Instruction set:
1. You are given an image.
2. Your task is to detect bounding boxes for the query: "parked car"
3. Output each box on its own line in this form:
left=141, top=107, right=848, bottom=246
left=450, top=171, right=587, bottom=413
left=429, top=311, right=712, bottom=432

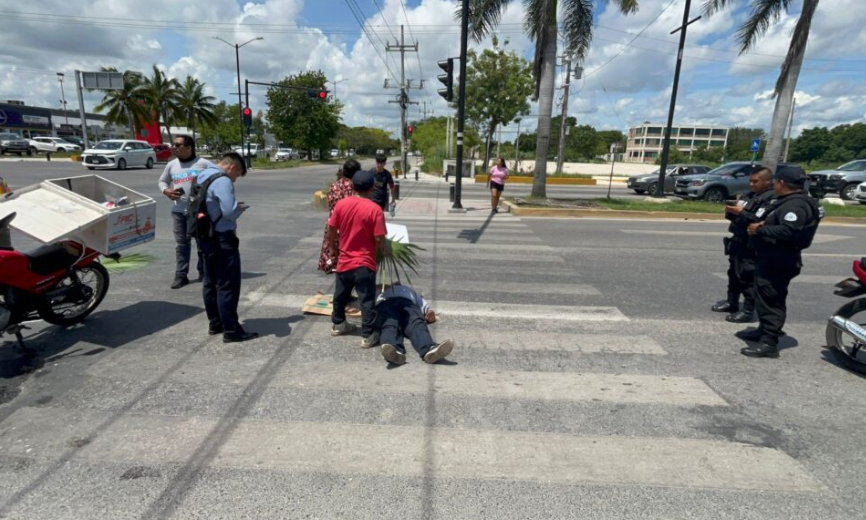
left=0, top=133, right=31, bottom=156
left=627, top=164, right=711, bottom=196
left=275, top=148, right=298, bottom=161
left=81, top=139, right=156, bottom=170
left=674, top=162, right=800, bottom=203
left=29, top=137, right=81, bottom=154
left=330, top=149, right=340, bottom=158
left=62, top=136, right=86, bottom=149
left=232, top=143, right=262, bottom=158
left=152, top=143, right=172, bottom=162
left=807, top=159, right=866, bottom=201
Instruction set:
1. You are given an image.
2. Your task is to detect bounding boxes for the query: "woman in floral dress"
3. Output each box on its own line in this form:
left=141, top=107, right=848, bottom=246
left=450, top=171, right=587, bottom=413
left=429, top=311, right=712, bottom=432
left=318, top=160, right=361, bottom=273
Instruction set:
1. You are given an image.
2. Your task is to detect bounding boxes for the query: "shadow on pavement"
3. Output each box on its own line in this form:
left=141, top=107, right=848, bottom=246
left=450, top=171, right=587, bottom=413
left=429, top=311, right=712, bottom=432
left=241, top=315, right=304, bottom=338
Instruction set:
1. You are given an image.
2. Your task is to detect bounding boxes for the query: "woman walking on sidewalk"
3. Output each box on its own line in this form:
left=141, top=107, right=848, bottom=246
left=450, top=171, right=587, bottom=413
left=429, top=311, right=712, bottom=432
left=318, top=159, right=360, bottom=273
left=489, top=158, right=509, bottom=213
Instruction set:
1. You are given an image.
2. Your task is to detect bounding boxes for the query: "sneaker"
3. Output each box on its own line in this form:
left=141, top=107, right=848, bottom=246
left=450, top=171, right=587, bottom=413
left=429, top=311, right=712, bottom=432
left=360, top=331, right=380, bottom=349
left=171, top=275, right=189, bottom=289
left=380, top=343, right=406, bottom=365
left=331, top=321, right=357, bottom=336
left=423, top=339, right=454, bottom=364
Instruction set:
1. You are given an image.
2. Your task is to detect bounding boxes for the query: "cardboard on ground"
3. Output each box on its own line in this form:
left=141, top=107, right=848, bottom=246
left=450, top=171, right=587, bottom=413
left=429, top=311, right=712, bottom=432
left=0, top=175, right=156, bottom=254
left=302, top=292, right=362, bottom=318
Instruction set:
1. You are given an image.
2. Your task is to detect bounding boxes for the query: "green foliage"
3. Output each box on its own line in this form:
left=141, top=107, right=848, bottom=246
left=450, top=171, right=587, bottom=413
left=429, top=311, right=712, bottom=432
left=533, top=118, right=625, bottom=162
left=176, top=76, right=217, bottom=136
left=724, top=127, right=765, bottom=160
left=142, top=65, right=183, bottom=142
left=266, top=70, right=342, bottom=159
left=791, top=123, right=866, bottom=166
left=377, top=239, right=426, bottom=287
left=198, top=101, right=245, bottom=152
left=93, top=68, right=149, bottom=136
left=336, top=125, right=398, bottom=155
left=102, top=253, right=155, bottom=273
left=410, top=117, right=480, bottom=159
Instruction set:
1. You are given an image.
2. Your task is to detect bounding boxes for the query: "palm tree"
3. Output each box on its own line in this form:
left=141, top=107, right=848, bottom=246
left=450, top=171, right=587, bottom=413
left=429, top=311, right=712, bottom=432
left=142, top=65, right=182, bottom=143
left=177, top=76, right=218, bottom=146
left=465, top=0, right=639, bottom=197
left=703, top=0, right=819, bottom=169
left=93, top=67, right=149, bottom=138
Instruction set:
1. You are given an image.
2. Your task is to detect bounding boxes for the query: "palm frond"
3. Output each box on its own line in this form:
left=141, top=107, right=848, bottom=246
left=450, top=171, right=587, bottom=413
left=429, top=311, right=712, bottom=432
left=701, top=0, right=738, bottom=16
left=774, top=0, right=816, bottom=96
left=461, top=0, right=514, bottom=42
left=611, top=0, right=640, bottom=14
left=560, top=0, right=594, bottom=61
left=737, top=0, right=792, bottom=53
left=102, top=253, right=155, bottom=273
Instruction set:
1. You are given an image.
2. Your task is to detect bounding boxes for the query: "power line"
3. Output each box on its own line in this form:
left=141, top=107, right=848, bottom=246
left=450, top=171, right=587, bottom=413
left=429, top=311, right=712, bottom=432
left=370, top=0, right=399, bottom=41
left=347, top=0, right=403, bottom=74
left=341, top=0, right=400, bottom=85
left=398, top=0, right=425, bottom=84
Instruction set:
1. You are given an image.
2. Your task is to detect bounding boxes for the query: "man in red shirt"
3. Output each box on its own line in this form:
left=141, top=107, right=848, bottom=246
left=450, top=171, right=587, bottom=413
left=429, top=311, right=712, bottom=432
left=327, top=170, right=387, bottom=347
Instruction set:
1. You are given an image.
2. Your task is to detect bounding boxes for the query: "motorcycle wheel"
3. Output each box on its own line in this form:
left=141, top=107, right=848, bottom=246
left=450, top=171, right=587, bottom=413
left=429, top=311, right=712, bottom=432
left=825, top=298, right=866, bottom=374
left=37, top=263, right=110, bottom=327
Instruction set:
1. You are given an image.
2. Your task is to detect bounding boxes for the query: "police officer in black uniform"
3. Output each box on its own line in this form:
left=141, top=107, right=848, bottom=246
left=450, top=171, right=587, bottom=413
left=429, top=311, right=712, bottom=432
left=739, top=166, right=821, bottom=358
left=722, top=166, right=775, bottom=323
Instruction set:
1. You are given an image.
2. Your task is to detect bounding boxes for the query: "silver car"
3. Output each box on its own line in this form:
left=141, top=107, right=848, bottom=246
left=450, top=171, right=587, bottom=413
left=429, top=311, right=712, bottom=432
left=627, top=164, right=711, bottom=196
left=0, top=133, right=31, bottom=156
left=82, top=139, right=156, bottom=170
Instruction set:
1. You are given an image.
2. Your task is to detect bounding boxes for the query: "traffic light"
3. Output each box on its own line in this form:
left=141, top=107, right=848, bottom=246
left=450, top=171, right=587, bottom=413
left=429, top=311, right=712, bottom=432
left=242, top=107, right=252, bottom=128
left=307, top=89, right=328, bottom=100
left=407, top=125, right=414, bottom=138
left=437, top=58, right=453, bottom=102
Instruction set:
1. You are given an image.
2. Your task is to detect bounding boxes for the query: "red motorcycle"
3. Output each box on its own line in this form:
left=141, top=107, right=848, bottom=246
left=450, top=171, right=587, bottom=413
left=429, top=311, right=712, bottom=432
left=0, top=212, right=111, bottom=350
left=826, top=258, right=866, bottom=374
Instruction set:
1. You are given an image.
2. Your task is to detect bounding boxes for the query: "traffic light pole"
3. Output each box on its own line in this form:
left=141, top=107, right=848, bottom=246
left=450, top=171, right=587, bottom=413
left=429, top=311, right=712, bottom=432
left=235, top=44, right=246, bottom=162
left=453, top=0, right=469, bottom=210
left=245, top=79, right=252, bottom=168
left=386, top=26, right=419, bottom=181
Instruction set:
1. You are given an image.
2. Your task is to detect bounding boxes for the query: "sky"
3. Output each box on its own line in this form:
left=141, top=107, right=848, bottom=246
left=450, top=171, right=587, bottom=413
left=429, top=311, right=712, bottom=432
left=0, top=0, right=864, bottom=141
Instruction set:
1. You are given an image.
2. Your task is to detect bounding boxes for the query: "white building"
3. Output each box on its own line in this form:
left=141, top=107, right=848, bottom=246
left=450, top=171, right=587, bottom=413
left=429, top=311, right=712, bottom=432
left=626, top=123, right=729, bottom=163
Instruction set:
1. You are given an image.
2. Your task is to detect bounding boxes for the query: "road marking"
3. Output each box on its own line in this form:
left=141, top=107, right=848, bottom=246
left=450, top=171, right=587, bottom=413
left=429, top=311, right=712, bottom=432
left=247, top=294, right=628, bottom=322
left=623, top=229, right=851, bottom=244
left=712, top=273, right=845, bottom=284
left=438, top=331, right=665, bottom=354
left=0, top=407, right=821, bottom=492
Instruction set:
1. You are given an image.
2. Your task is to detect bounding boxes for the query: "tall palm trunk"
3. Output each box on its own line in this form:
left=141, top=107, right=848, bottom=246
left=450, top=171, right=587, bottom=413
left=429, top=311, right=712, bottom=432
left=532, top=17, right=557, bottom=198
left=162, top=108, right=173, bottom=143
left=762, top=0, right=818, bottom=170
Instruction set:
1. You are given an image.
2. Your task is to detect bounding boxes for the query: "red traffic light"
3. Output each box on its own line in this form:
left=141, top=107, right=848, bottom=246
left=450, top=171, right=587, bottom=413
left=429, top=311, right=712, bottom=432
left=318, top=90, right=327, bottom=99
left=407, top=125, right=414, bottom=134
left=243, top=107, right=252, bottom=116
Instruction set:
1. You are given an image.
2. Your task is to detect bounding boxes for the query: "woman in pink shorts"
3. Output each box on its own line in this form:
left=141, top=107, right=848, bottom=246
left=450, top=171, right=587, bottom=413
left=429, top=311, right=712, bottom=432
left=488, top=158, right=509, bottom=213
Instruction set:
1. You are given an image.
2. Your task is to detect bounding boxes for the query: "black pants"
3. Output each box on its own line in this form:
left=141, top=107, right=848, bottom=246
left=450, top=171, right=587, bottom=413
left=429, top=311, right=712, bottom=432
left=724, top=252, right=742, bottom=310
left=377, top=298, right=435, bottom=358
left=755, top=257, right=801, bottom=346
left=172, top=212, right=202, bottom=278
left=200, top=231, right=242, bottom=334
left=733, top=253, right=756, bottom=310
left=332, top=266, right=376, bottom=336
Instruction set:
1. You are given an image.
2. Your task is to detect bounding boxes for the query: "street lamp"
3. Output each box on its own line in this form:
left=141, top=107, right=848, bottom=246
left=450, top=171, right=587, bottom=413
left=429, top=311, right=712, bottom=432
left=56, top=72, right=69, bottom=126
left=328, top=78, right=347, bottom=103
left=213, top=36, right=264, bottom=158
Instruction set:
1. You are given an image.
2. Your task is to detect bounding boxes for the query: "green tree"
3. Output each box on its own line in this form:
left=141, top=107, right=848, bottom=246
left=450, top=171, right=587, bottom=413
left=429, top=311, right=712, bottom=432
left=725, top=127, right=765, bottom=160
left=790, top=127, right=832, bottom=163
left=464, top=35, right=534, bottom=170
left=266, top=70, right=342, bottom=160
left=93, top=67, right=149, bottom=138
left=336, top=125, right=399, bottom=156
left=198, top=101, right=244, bottom=152
left=142, top=65, right=182, bottom=143
left=704, top=0, right=819, bottom=170
left=176, top=76, right=217, bottom=146
left=467, top=0, right=639, bottom=197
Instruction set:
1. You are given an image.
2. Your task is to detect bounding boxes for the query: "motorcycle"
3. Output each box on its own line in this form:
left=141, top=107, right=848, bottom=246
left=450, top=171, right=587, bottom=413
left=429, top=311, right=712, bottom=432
left=826, top=257, right=866, bottom=374
left=0, top=211, right=111, bottom=350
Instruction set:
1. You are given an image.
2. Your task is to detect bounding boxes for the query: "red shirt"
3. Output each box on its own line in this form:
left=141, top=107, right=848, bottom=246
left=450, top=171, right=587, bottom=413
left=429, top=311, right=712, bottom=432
left=327, top=196, right=387, bottom=273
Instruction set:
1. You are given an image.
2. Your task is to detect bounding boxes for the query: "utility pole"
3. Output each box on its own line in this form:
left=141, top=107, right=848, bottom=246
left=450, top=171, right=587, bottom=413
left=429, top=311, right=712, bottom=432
left=56, top=72, right=69, bottom=127
left=445, top=115, right=452, bottom=160
left=655, top=0, right=700, bottom=197
left=386, top=25, right=421, bottom=180
left=783, top=97, right=797, bottom=163
left=74, top=71, right=89, bottom=149
left=555, top=55, right=573, bottom=175
left=329, top=78, right=347, bottom=103
left=215, top=36, right=263, bottom=167
left=453, top=0, right=469, bottom=210
left=515, top=118, right=521, bottom=172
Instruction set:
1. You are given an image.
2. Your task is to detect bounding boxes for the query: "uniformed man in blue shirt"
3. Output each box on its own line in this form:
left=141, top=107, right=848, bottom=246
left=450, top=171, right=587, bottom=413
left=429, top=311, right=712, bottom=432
left=196, top=152, right=258, bottom=343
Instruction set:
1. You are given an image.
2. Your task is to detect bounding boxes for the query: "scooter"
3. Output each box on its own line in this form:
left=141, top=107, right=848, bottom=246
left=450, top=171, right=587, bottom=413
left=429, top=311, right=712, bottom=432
left=0, top=212, right=111, bottom=351
left=826, top=257, right=866, bottom=374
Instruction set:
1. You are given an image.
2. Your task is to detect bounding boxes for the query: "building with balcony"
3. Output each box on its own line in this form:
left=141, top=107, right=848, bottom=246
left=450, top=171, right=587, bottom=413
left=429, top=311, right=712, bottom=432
left=625, top=123, right=729, bottom=163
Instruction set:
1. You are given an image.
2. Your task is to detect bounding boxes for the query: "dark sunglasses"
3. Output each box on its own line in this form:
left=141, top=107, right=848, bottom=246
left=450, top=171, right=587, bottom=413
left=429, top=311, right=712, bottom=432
left=172, top=142, right=188, bottom=148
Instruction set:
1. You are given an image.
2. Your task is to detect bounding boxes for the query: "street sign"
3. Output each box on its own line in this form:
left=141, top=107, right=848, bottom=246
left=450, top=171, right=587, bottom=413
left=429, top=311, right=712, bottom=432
left=750, top=138, right=761, bottom=153
left=81, top=71, right=124, bottom=91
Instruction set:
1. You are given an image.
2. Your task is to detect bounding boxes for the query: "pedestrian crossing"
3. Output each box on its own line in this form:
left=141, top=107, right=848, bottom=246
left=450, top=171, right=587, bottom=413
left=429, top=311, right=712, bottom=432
left=0, top=195, right=829, bottom=518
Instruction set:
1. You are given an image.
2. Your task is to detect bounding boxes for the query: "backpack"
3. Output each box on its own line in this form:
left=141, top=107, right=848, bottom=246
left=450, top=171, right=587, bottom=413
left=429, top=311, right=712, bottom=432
left=186, top=173, right=227, bottom=239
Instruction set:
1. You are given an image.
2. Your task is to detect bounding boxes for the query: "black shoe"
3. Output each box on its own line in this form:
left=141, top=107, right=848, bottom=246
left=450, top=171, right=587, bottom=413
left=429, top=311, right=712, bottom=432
left=726, top=311, right=757, bottom=324
left=223, top=331, right=259, bottom=343
left=712, top=300, right=738, bottom=313
left=192, top=275, right=203, bottom=283
left=171, top=275, right=189, bottom=289
left=741, top=342, right=779, bottom=358
left=735, top=328, right=763, bottom=341
left=208, top=326, right=224, bottom=336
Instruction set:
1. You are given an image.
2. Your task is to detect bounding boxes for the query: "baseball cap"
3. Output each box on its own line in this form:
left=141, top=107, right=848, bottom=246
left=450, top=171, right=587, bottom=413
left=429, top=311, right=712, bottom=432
left=774, top=165, right=807, bottom=187
left=352, top=170, right=375, bottom=191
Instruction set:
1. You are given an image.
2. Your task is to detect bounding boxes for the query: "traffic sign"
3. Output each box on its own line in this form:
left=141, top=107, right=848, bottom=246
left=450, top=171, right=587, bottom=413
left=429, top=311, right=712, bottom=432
left=750, top=138, right=761, bottom=153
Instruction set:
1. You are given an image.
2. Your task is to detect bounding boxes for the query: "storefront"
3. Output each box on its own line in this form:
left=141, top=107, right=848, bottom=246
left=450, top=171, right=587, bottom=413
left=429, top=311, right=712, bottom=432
left=0, top=103, right=53, bottom=138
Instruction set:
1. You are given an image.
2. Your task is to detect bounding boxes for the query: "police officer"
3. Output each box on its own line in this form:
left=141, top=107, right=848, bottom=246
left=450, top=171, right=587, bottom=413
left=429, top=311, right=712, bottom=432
left=722, top=166, right=775, bottom=323
left=739, top=166, right=821, bottom=358
left=197, top=152, right=258, bottom=343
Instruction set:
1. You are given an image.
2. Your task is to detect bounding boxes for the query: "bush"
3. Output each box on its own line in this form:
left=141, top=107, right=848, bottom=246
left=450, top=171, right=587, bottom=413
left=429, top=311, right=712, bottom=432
left=421, top=153, right=444, bottom=175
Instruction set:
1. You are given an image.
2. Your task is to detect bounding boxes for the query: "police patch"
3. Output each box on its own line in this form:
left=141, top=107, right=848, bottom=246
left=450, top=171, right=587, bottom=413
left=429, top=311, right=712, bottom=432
left=756, top=208, right=766, bottom=217
left=784, top=212, right=798, bottom=222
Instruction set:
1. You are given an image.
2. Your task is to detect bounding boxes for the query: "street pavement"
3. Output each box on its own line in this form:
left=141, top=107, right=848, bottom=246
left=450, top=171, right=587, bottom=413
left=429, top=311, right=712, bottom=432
left=0, top=161, right=865, bottom=519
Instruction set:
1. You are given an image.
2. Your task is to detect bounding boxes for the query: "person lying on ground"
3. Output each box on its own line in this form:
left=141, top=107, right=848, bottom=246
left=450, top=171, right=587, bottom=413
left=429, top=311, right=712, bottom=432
left=375, top=283, right=454, bottom=365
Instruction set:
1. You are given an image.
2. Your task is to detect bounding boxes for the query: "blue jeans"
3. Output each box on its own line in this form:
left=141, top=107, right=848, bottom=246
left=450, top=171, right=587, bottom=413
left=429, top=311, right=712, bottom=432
left=376, top=298, right=435, bottom=358
left=172, top=212, right=202, bottom=278
left=200, top=231, right=242, bottom=334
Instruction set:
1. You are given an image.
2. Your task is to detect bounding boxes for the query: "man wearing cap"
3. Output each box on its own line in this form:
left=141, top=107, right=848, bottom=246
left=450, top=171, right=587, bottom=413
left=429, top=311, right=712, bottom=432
left=370, top=153, right=395, bottom=212
left=740, top=166, right=822, bottom=358
left=328, top=170, right=388, bottom=348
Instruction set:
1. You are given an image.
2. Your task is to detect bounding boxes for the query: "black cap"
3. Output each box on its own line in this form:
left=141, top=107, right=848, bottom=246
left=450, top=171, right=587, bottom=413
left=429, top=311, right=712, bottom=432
left=774, top=165, right=807, bottom=187
left=353, top=170, right=375, bottom=192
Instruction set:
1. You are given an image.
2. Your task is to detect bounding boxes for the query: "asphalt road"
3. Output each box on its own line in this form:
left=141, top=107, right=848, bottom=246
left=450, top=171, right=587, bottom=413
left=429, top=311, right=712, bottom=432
left=0, top=160, right=865, bottom=519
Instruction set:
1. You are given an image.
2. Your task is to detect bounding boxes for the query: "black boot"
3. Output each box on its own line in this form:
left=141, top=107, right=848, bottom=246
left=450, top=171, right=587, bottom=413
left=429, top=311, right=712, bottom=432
left=712, top=299, right=738, bottom=313
left=735, top=328, right=762, bottom=341
left=726, top=302, right=756, bottom=323
left=741, top=342, right=779, bottom=358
